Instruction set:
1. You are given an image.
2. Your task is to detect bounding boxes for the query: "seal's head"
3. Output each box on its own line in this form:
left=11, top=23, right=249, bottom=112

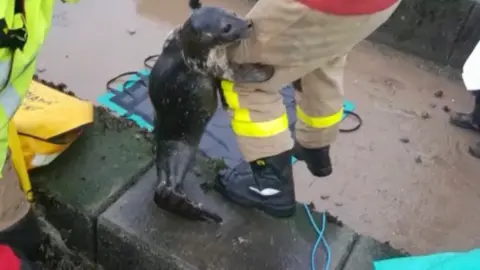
left=174, top=6, right=254, bottom=79
left=181, top=6, right=252, bottom=52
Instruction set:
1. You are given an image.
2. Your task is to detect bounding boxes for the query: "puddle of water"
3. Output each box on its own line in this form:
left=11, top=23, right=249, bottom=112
left=134, top=0, right=253, bottom=25
left=37, top=0, right=253, bottom=102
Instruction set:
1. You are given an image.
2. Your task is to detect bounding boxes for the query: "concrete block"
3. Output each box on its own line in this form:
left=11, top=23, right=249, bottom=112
left=97, top=157, right=358, bottom=270
left=31, top=107, right=154, bottom=260
left=342, top=236, right=409, bottom=270
left=369, top=0, right=475, bottom=67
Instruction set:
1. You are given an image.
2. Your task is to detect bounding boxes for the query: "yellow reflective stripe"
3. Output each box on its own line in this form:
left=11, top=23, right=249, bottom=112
left=296, top=106, right=343, bottom=128
left=0, top=60, right=10, bottom=87
left=233, top=108, right=252, bottom=122
left=232, top=113, right=289, bottom=138
left=0, top=56, right=36, bottom=121
left=221, top=80, right=250, bottom=121
left=221, top=80, right=289, bottom=138
left=220, top=80, right=239, bottom=109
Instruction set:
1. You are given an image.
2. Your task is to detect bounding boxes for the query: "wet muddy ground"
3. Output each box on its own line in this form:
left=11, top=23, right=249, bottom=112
left=37, top=0, right=480, bottom=255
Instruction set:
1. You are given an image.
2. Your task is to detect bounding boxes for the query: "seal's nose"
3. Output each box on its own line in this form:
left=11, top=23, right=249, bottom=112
left=247, top=20, right=253, bottom=28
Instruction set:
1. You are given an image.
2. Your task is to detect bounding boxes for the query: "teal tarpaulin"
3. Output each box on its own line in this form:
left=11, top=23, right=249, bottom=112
left=374, top=249, right=480, bottom=270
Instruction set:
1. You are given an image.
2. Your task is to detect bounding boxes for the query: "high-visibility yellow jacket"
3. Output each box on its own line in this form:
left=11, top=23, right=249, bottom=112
left=0, top=0, right=78, bottom=174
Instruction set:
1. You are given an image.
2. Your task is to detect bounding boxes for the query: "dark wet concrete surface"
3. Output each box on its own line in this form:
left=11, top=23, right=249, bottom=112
left=341, top=235, right=408, bottom=270
left=97, top=164, right=401, bottom=270
left=38, top=0, right=480, bottom=256
left=31, top=108, right=153, bottom=259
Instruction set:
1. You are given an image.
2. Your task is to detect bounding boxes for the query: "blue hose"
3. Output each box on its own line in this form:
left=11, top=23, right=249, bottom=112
left=303, top=203, right=331, bottom=270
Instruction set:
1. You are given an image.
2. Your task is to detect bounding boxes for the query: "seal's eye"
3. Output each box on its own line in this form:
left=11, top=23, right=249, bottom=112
left=222, top=24, right=232, bottom=33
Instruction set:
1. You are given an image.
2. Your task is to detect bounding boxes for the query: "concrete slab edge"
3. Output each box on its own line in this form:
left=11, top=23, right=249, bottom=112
left=97, top=217, right=197, bottom=270
left=34, top=154, right=155, bottom=262
left=91, top=158, right=155, bottom=217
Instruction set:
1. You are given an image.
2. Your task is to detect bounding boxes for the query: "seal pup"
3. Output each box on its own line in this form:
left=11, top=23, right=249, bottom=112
left=149, top=4, right=275, bottom=222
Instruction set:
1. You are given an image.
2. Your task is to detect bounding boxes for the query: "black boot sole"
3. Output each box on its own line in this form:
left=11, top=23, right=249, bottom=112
left=215, top=181, right=296, bottom=218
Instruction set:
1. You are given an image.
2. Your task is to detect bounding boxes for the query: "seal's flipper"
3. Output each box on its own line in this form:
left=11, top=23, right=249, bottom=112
left=232, top=63, right=275, bottom=83
left=154, top=181, right=223, bottom=223
left=154, top=141, right=222, bottom=223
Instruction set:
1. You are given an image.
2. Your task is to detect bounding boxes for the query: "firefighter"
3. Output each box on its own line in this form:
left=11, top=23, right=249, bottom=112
left=450, top=91, right=480, bottom=158
left=0, top=0, right=78, bottom=266
left=216, top=0, right=401, bottom=218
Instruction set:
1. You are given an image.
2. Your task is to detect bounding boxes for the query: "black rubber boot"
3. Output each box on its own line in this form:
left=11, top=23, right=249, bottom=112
left=450, top=92, right=480, bottom=132
left=469, top=141, right=480, bottom=159
left=215, top=150, right=296, bottom=218
left=0, top=209, right=43, bottom=261
left=293, top=142, right=332, bottom=177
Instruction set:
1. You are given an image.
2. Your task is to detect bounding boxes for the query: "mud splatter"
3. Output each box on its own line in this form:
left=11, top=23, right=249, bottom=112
left=420, top=111, right=431, bottom=119
left=434, top=90, right=444, bottom=98
left=198, top=157, right=227, bottom=192
left=33, top=75, right=75, bottom=97
left=325, top=212, right=344, bottom=227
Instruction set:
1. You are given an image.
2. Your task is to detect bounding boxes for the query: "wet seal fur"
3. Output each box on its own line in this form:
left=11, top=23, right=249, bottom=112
left=148, top=4, right=274, bottom=223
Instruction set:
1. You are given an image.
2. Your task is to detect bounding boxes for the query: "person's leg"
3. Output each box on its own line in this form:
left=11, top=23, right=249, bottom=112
left=217, top=0, right=400, bottom=217
left=217, top=66, right=314, bottom=218
left=217, top=0, right=318, bottom=218
left=449, top=90, right=480, bottom=131
left=293, top=55, right=346, bottom=177
left=467, top=92, right=480, bottom=158
left=450, top=90, right=480, bottom=158
left=0, top=152, right=42, bottom=259
left=291, top=2, right=400, bottom=178
left=474, top=90, right=480, bottom=122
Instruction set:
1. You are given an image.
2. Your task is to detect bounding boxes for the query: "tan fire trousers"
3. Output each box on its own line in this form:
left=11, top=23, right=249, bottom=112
left=0, top=151, right=30, bottom=231
left=224, top=0, right=400, bottom=161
